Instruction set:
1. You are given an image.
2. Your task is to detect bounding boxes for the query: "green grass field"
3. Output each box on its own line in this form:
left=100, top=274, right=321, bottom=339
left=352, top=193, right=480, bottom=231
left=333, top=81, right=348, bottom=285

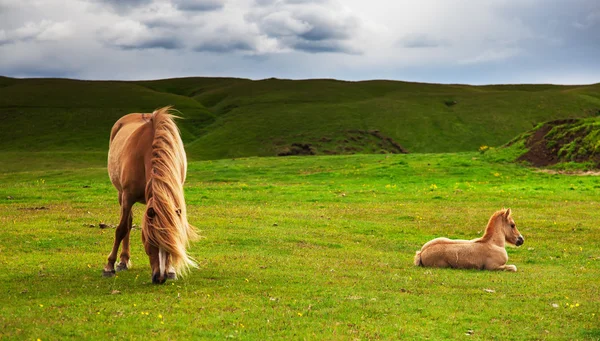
left=1, top=76, right=599, bottom=339
left=1, top=152, right=598, bottom=340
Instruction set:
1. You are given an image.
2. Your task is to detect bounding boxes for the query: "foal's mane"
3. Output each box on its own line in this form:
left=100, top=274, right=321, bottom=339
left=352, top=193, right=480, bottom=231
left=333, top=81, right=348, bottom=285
left=480, top=208, right=510, bottom=242
left=142, top=106, right=197, bottom=275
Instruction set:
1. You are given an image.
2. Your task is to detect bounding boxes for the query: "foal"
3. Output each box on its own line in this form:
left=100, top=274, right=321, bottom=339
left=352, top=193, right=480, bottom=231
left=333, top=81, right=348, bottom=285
left=414, top=208, right=524, bottom=271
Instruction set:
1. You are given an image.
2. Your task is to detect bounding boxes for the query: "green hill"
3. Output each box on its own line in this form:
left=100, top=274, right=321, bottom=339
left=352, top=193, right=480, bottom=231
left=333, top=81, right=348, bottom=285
left=0, top=78, right=216, bottom=151
left=1, top=76, right=599, bottom=161
left=490, top=117, right=600, bottom=169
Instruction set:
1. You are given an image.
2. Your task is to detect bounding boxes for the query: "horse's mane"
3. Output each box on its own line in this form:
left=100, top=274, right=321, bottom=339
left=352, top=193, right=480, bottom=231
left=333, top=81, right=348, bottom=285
left=142, top=106, right=198, bottom=275
left=480, top=208, right=510, bottom=242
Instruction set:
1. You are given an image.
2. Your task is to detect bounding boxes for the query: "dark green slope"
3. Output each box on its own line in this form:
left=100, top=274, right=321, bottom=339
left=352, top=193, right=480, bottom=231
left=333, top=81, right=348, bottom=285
left=0, top=78, right=214, bottom=151
left=180, top=79, right=600, bottom=159
left=0, top=76, right=599, bottom=161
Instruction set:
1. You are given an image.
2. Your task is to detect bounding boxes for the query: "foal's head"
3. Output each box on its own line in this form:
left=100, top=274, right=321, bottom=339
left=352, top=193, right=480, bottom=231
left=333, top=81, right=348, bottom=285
left=498, top=208, right=524, bottom=246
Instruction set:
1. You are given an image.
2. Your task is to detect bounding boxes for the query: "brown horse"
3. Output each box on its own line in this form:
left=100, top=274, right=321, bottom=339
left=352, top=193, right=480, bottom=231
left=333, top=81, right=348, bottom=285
left=414, top=208, right=524, bottom=271
left=104, top=106, right=197, bottom=284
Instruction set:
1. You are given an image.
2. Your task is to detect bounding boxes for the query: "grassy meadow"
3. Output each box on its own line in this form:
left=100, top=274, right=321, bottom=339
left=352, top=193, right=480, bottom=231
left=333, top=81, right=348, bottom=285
left=1, top=152, right=599, bottom=340
left=1, top=76, right=599, bottom=340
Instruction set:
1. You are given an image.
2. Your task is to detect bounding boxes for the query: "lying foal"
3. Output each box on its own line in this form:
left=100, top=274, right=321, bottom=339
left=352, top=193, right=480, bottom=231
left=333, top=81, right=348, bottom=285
left=414, top=208, right=524, bottom=271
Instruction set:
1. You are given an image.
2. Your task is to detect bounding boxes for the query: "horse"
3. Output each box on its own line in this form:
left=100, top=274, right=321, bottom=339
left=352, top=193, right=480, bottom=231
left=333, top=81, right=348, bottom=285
left=104, top=106, right=197, bottom=284
left=414, top=208, right=524, bottom=272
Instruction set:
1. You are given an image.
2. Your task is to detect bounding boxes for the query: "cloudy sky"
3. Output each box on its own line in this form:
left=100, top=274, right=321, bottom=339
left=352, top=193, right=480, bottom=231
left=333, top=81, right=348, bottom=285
left=0, top=0, right=599, bottom=84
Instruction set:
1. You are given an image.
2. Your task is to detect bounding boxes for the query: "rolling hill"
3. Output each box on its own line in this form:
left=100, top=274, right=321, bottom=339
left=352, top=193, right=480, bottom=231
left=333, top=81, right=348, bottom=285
left=1, top=76, right=599, bottom=161
left=490, top=116, right=600, bottom=169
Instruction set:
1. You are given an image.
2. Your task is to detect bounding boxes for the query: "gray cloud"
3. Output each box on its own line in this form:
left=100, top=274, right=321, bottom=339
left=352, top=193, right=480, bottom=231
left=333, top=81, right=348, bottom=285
left=398, top=34, right=449, bottom=49
left=247, top=1, right=363, bottom=54
left=494, top=0, right=600, bottom=48
left=0, top=31, right=10, bottom=45
left=194, top=39, right=254, bottom=53
left=116, top=36, right=184, bottom=50
left=1, top=0, right=599, bottom=85
left=143, top=17, right=185, bottom=29
left=254, top=0, right=276, bottom=6
left=254, top=0, right=330, bottom=6
left=173, top=0, right=224, bottom=12
left=91, top=0, right=154, bottom=14
left=0, top=60, right=77, bottom=78
left=192, top=23, right=260, bottom=53
left=292, top=40, right=354, bottom=53
left=284, top=0, right=330, bottom=4
left=0, top=20, right=73, bottom=46
left=99, top=19, right=186, bottom=50
left=297, top=13, right=354, bottom=41
left=93, top=0, right=225, bottom=15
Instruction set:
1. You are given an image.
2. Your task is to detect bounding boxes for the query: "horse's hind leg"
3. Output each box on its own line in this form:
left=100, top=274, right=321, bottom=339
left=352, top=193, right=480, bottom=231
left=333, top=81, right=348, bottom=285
left=103, top=193, right=134, bottom=277
left=116, top=210, right=133, bottom=271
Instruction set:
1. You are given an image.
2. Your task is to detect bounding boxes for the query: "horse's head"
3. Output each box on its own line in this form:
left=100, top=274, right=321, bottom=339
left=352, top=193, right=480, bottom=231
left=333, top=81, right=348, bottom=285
left=500, top=208, right=524, bottom=246
left=141, top=197, right=181, bottom=284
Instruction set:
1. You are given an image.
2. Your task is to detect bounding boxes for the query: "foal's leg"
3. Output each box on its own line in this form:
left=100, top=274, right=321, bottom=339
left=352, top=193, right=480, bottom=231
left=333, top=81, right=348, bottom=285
left=103, top=192, right=134, bottom=277
left=496, top=264, right=517, bottom=272
left=116, top=210, right=133, bottom=271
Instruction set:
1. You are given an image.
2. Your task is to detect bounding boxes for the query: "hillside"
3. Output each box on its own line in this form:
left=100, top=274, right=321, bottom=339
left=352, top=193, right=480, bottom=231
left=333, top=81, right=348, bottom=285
left=492, top=117, right=600, bottom=169
left=0, top=77, right=217, bottom=151
left=0, top=76, right=599, bottom=160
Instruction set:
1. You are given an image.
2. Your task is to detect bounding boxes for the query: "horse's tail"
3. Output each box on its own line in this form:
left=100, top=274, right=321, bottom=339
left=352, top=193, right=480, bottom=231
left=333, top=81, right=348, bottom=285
left=143, top=106, right=198, bottom=276
left=414, top=250, right=423, bottom=266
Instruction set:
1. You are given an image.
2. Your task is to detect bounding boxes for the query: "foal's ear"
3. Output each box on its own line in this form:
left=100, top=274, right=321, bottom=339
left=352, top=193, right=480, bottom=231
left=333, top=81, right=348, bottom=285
left=504, top=208, right=511, bottom=219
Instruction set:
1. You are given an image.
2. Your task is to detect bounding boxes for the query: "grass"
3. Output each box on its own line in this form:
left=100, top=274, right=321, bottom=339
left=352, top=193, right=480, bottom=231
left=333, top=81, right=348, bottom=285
left=1, top=152, right=599, bottom=340
left=1, top=77, right=599, bottom=159
left=1, top=75, right=599, bottom=339
left=549, top=119, right=600, bottom=162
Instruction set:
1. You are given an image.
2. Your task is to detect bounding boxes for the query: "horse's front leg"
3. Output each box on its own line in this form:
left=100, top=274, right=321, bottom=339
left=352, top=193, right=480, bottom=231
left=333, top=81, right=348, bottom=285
left=116, top=210, right=133, bottom=271
left=103, top=194, right=133, bottom=277
left=167, top=255, right=177, bottom=280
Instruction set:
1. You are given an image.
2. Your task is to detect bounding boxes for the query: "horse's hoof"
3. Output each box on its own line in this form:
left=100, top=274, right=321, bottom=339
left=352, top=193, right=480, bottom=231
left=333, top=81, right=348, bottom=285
left=152, top=273, right=167, bottom=285
left=102, top=269, right=116, bottom=277
left=167, top=272, right=177, bottom=280
left=116, top=262, right=129, bottom=271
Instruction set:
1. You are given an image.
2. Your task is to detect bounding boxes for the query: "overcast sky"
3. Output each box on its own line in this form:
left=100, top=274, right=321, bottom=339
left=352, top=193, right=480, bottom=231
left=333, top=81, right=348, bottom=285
left=1, top=0, right=599, bottom=84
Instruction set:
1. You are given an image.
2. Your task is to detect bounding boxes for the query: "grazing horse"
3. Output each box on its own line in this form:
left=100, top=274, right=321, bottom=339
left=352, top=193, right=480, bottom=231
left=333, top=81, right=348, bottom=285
left=104, top=106, right=197, bottom=284
left=414, top=208, right=524, bottom=272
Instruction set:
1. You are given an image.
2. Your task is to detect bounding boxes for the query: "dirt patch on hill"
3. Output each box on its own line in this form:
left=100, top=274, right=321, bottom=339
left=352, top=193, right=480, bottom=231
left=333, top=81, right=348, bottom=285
left=276, top=129, right=409, bottom=156
left=517, top=119, right=600, bottom=167
left=277, top=143, right=316, bottom=156
left=517, top=120, right=574, bottom=166
left=349, top=130, right=410, bottom=154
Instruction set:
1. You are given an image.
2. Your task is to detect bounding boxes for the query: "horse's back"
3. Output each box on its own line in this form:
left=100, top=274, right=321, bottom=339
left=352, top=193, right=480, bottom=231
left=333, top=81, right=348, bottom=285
left=418, top=238, right=486, bottom=269
left=108, top=113, right=153, bottom=198
left=109, top=113, right=147, bottom=143
left=421, top=237, right=471, bottom=250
